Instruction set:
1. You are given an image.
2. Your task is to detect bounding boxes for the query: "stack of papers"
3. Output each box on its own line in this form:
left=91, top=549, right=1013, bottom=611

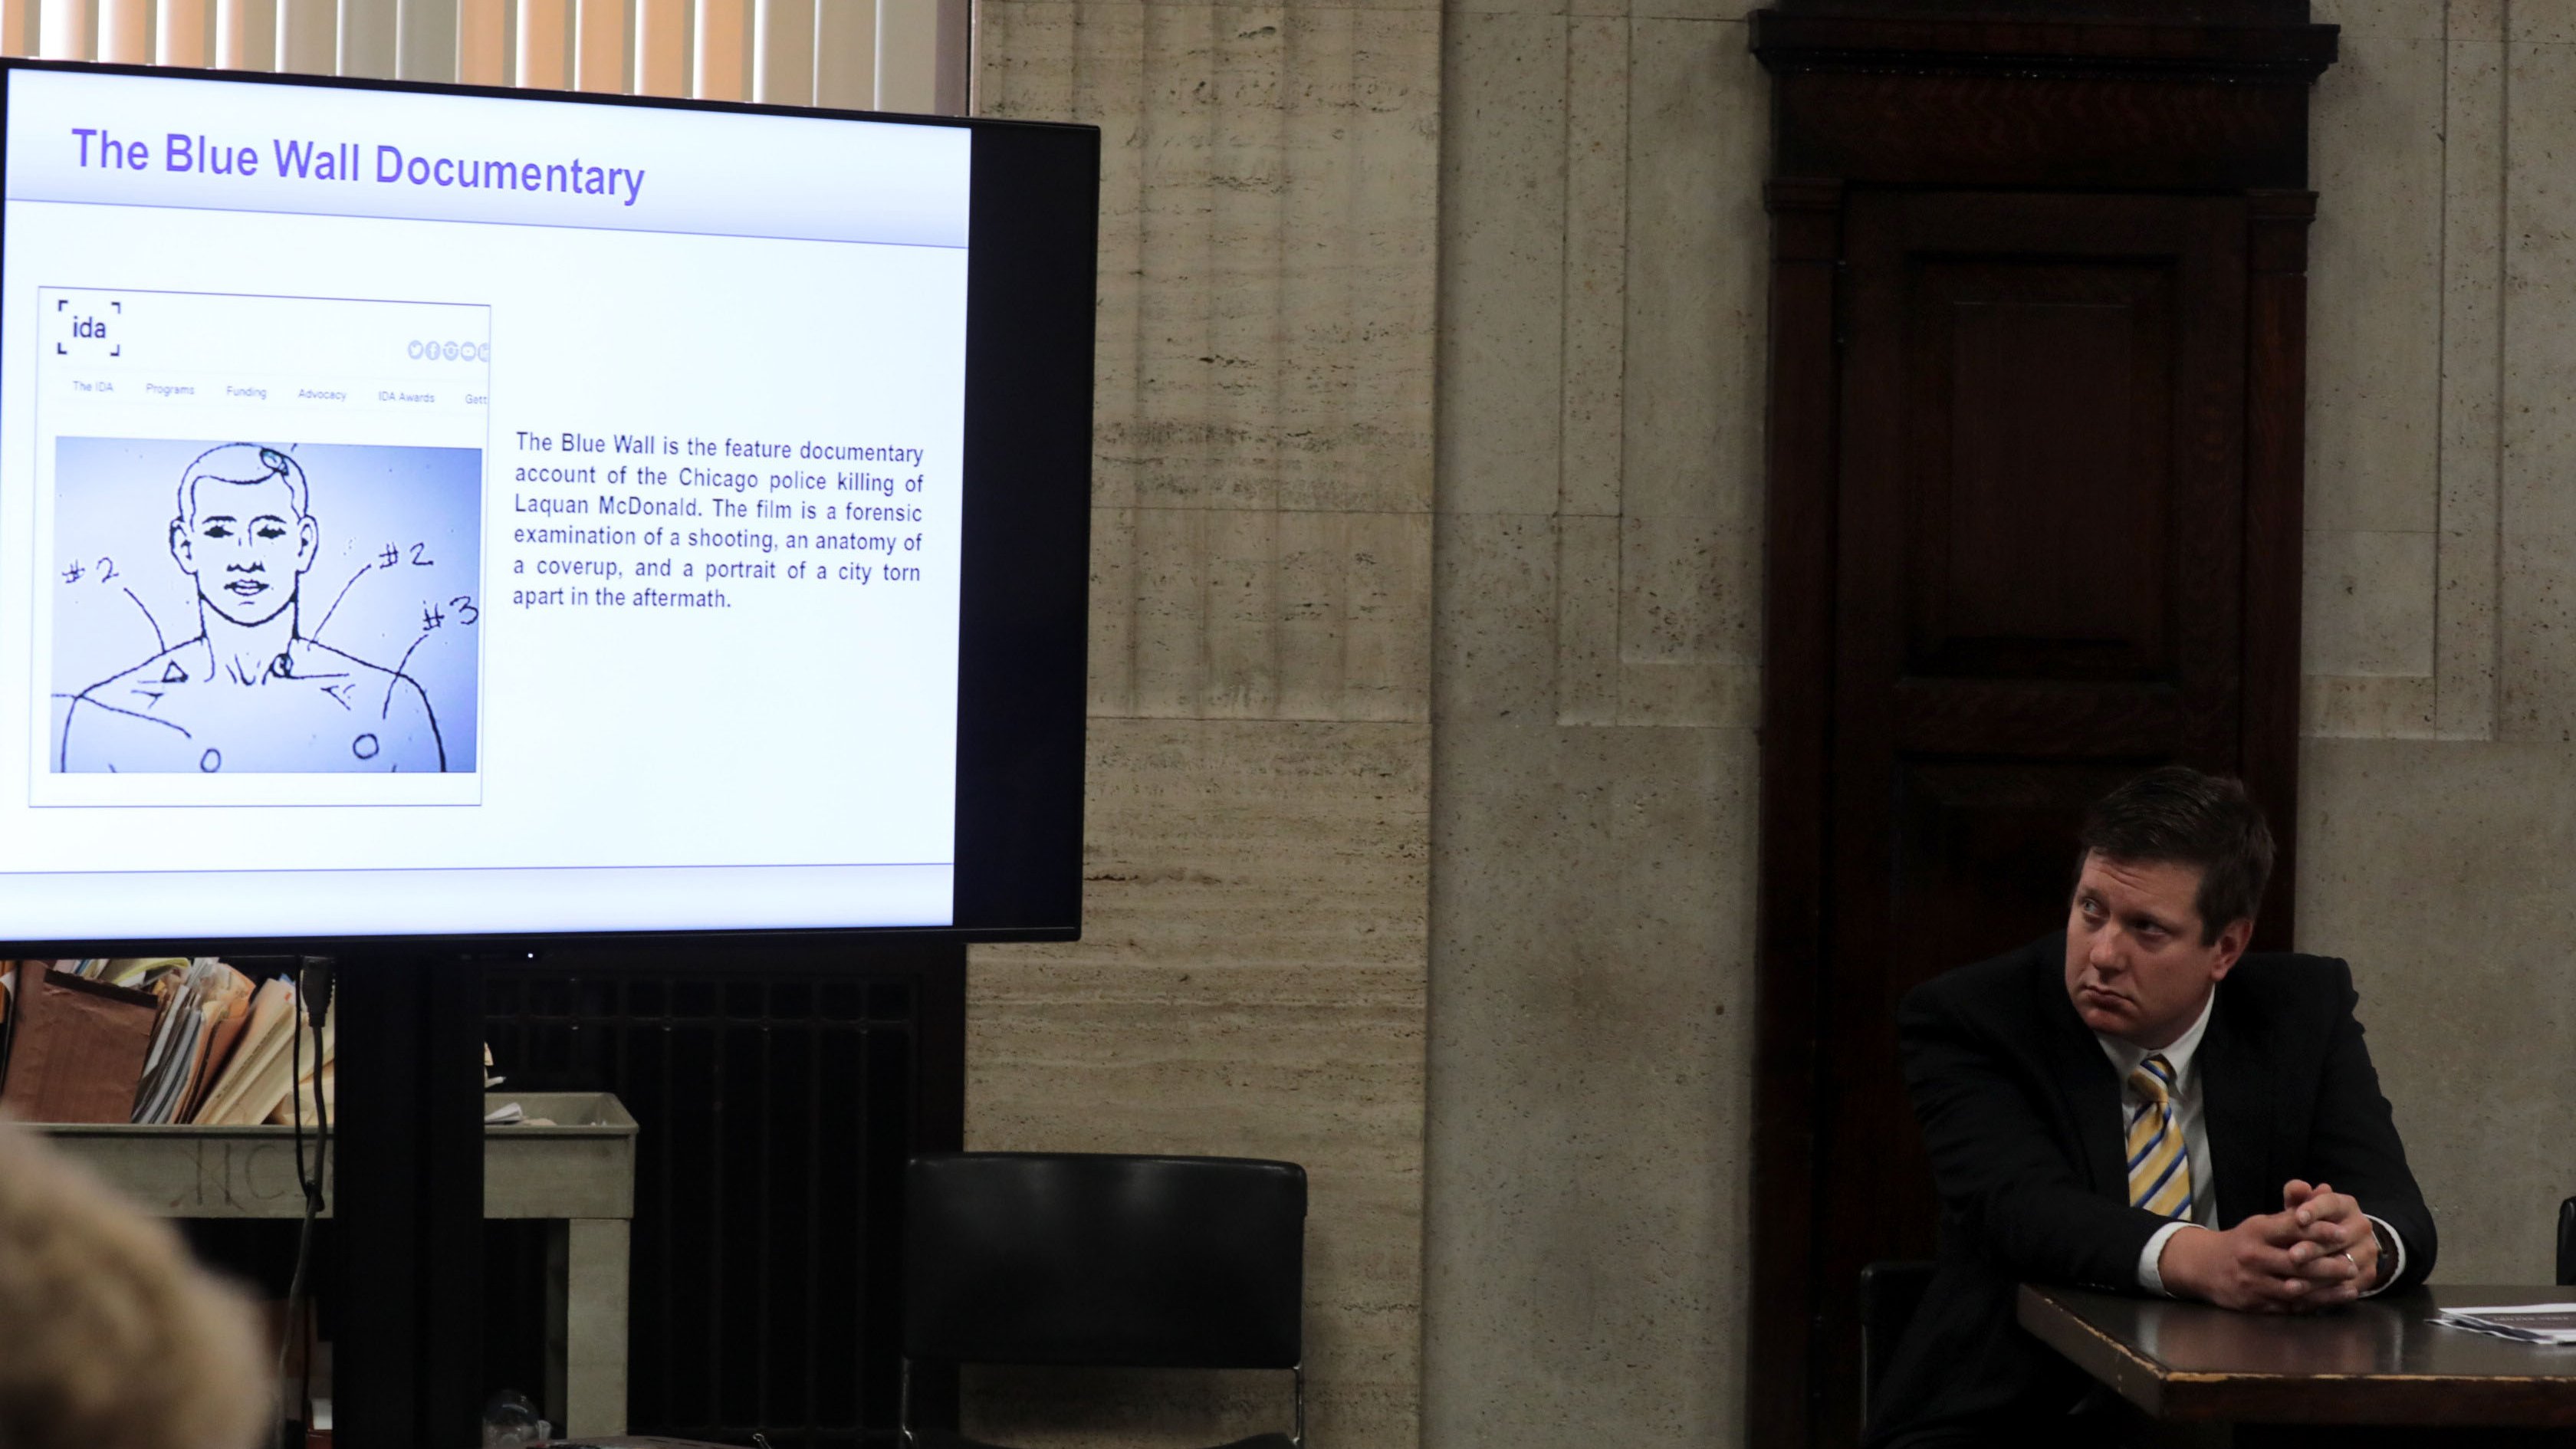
left=2432, top=1304, right=2576, bottom=1345
left=128, top=967, right=334, bottom=1126
left=196, top=977, right=332, bottom=1127
left=130, top=958, right=255, bottom=1124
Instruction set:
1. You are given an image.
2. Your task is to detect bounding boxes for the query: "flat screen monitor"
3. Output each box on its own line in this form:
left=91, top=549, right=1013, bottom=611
left=0, top=60, right=1096, bottom=950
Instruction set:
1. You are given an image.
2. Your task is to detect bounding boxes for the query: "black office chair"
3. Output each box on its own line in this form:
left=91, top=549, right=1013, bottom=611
left=902, top=1152, right=1308, bottom=1449
left=1859, top=1260, right=1937, bottom=1426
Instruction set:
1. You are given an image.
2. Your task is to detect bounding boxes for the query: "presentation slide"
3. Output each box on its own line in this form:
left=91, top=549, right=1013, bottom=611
left=0, top=67, right=971, bottom=938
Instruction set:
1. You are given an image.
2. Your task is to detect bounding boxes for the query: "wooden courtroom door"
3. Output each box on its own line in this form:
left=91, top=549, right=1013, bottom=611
left=1751, top=186, right=2311, bottom=1446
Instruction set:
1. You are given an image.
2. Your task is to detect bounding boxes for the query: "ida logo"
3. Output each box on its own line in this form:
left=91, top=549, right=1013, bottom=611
left=53, top=294, right=123, bottom=358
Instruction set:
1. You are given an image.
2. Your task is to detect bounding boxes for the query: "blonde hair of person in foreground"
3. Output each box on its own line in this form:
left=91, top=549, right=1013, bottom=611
left=0, top=1116, right=268, bottom=1449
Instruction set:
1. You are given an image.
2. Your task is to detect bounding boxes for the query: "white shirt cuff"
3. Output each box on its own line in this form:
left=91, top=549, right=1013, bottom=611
left=2138, top=1220, right=2196, bottom=1296
left=2362, top=1214, right=2405, bottom=1296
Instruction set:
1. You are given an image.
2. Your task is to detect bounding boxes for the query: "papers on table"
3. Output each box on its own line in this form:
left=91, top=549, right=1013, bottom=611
left=2433, top=1304, right=2576, bottom=1345
left=482, top=1101, right=557, bottom=1127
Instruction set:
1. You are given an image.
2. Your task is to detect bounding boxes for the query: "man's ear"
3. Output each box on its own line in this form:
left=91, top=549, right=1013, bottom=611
left=294, top=514, right=317, bottom=575
left=168, top=517, right=195, bottom=576
left=2206, top=917, right=2255, bottom=981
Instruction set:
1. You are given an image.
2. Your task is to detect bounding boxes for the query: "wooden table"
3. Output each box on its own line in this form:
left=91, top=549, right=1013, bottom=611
left=2022, top=1283, right=2576, bottom=1444
left=39, top=1091, right=635, bottom=1439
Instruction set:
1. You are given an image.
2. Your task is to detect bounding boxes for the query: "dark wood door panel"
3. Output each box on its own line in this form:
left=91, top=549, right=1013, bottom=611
left=1889, top=680, right=2180, bottom=756
left=1854, top=191, right=2248, bottom=715
left=1912, top=261, right=2175, bottom=679
left=1825, top=188, right=2251, bottom=1056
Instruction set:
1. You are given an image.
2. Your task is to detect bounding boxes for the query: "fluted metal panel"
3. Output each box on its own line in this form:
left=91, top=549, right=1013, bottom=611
left=692, top=0, right=741, bottom=100
left=155, top=0, right=205, bottom=62
left=869, top=0, right=927, bottom=113
left=480, top=950, right=962, bottom=1447
left=212, top=0, right=249, bottom=65
left=750, top=0, right=809, bottom=105
left=633, top=0, right=681, bottom=94
left=337, top=0, right=396, bottom=77
left=39, top=0, right=87, bottom=59
left=514, top=0, right=564, bottom=87
left=394, top=0, right=453, bottom=79
left=275, top=0, right=333, bottom=72
left=453, top=0, right=499, bottom=82
left=811, top=0, right=868, bottom=109
left=571, top=0, right=618, bottom=91
left=97, top=0, right=144, bottom=60
left=28, top=0, right=939, bottom=116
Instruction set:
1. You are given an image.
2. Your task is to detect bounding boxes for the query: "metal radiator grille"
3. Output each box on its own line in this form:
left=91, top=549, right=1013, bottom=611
left=482, top=947, right=961, bottom=1448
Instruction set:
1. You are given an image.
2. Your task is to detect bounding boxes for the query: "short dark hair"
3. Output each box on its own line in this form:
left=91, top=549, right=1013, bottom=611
left=179, top=442, right=307, bottom=521
left=2076, top=766, right=2275, bottom=943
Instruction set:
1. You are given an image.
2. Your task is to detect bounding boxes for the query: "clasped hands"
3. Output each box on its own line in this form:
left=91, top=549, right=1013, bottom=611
left=2155, top=1179, right=2380, bottom=1313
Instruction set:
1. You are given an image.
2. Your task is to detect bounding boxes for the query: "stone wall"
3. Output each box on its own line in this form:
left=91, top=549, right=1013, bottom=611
left=967, top=0, right=2571, bottom=1442
left=1425, top=3, right=1763, bottom=1447
left=1424, top=0, right=2576, bottom=1438
left=966, top=2, right=1441, bottom=1444
left=2297, top=0, right=2576, bottom=1286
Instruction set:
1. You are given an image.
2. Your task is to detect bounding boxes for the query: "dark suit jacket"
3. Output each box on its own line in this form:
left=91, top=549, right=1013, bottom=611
left=1861, top=934, right=2437, bottom=1445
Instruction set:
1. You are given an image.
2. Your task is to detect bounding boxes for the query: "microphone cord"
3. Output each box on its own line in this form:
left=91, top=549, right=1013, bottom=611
left=277, top=958, right=335, bottom=1449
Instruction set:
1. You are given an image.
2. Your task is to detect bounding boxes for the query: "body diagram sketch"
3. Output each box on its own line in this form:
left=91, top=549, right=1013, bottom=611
left=51, top=440, right=484, bottom=777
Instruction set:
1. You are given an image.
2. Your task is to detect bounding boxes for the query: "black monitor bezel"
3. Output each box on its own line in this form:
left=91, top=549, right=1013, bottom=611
left=0, top=58, right=1094, bottom=954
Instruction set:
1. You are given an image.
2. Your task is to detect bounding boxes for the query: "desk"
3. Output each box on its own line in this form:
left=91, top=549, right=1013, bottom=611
left=38, top=1091, right=634, bottom=1438
left=2022, top=1283, right=2576, bottom=1444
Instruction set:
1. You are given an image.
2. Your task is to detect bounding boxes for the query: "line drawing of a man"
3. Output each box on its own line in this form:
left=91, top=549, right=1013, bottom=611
left=58, top=442, right=445, bottom=774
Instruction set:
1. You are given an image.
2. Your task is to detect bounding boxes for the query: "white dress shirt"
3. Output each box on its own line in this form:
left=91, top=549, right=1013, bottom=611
left=2093, top=992, right=2404, bottom=1296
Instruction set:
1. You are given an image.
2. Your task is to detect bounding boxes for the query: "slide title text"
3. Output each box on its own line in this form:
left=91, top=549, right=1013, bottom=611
left=68, top=125, right=647, bottom=206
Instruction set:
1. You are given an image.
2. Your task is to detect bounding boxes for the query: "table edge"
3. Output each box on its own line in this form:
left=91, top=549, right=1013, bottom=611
left=2018, top=1283, right=2576, bottom=1425
left=2017, top=1283, right=2170, bottom=1417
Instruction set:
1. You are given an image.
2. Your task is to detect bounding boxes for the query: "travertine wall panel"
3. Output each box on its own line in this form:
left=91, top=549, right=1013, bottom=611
left=2298, top=0, right=2576, bottom=1311
left=2500, top=28, right=2576, bottom=741
left=2304, top=1, right=2504, bottom=739
left=2299, top=738, right=2576, bottom=1283
left=1618, top=18, right=1760, bottom=532
left=1560, top=17, right=1627, bottom=513
left=1017, top=720, right=1431, bottom=970
left=984, top=2, right=1438, bottom=517
left=1436, top=13, right=1565, bottom=518
left=2305, top=528, right=2436, bottom=680
left=2437, top=13, right=2504, bottom=738
left=967, top=720, right=1428, bottom=1448
left=971, top=0, right=1438, bottom=1441
left=2305, top=21, right=2441, bottom=537
left=1090, top=504, right=1431, bottom=721
left=1426, top=5, right=1762, bottom=1447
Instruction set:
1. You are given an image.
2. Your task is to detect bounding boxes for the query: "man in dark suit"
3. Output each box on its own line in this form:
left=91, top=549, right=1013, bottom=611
left=1864, top=766, right=2436, bottom=1447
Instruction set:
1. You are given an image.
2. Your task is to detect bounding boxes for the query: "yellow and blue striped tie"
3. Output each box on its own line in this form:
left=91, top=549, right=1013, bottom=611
left=2126, top=1054, right=2192, bottom=1220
